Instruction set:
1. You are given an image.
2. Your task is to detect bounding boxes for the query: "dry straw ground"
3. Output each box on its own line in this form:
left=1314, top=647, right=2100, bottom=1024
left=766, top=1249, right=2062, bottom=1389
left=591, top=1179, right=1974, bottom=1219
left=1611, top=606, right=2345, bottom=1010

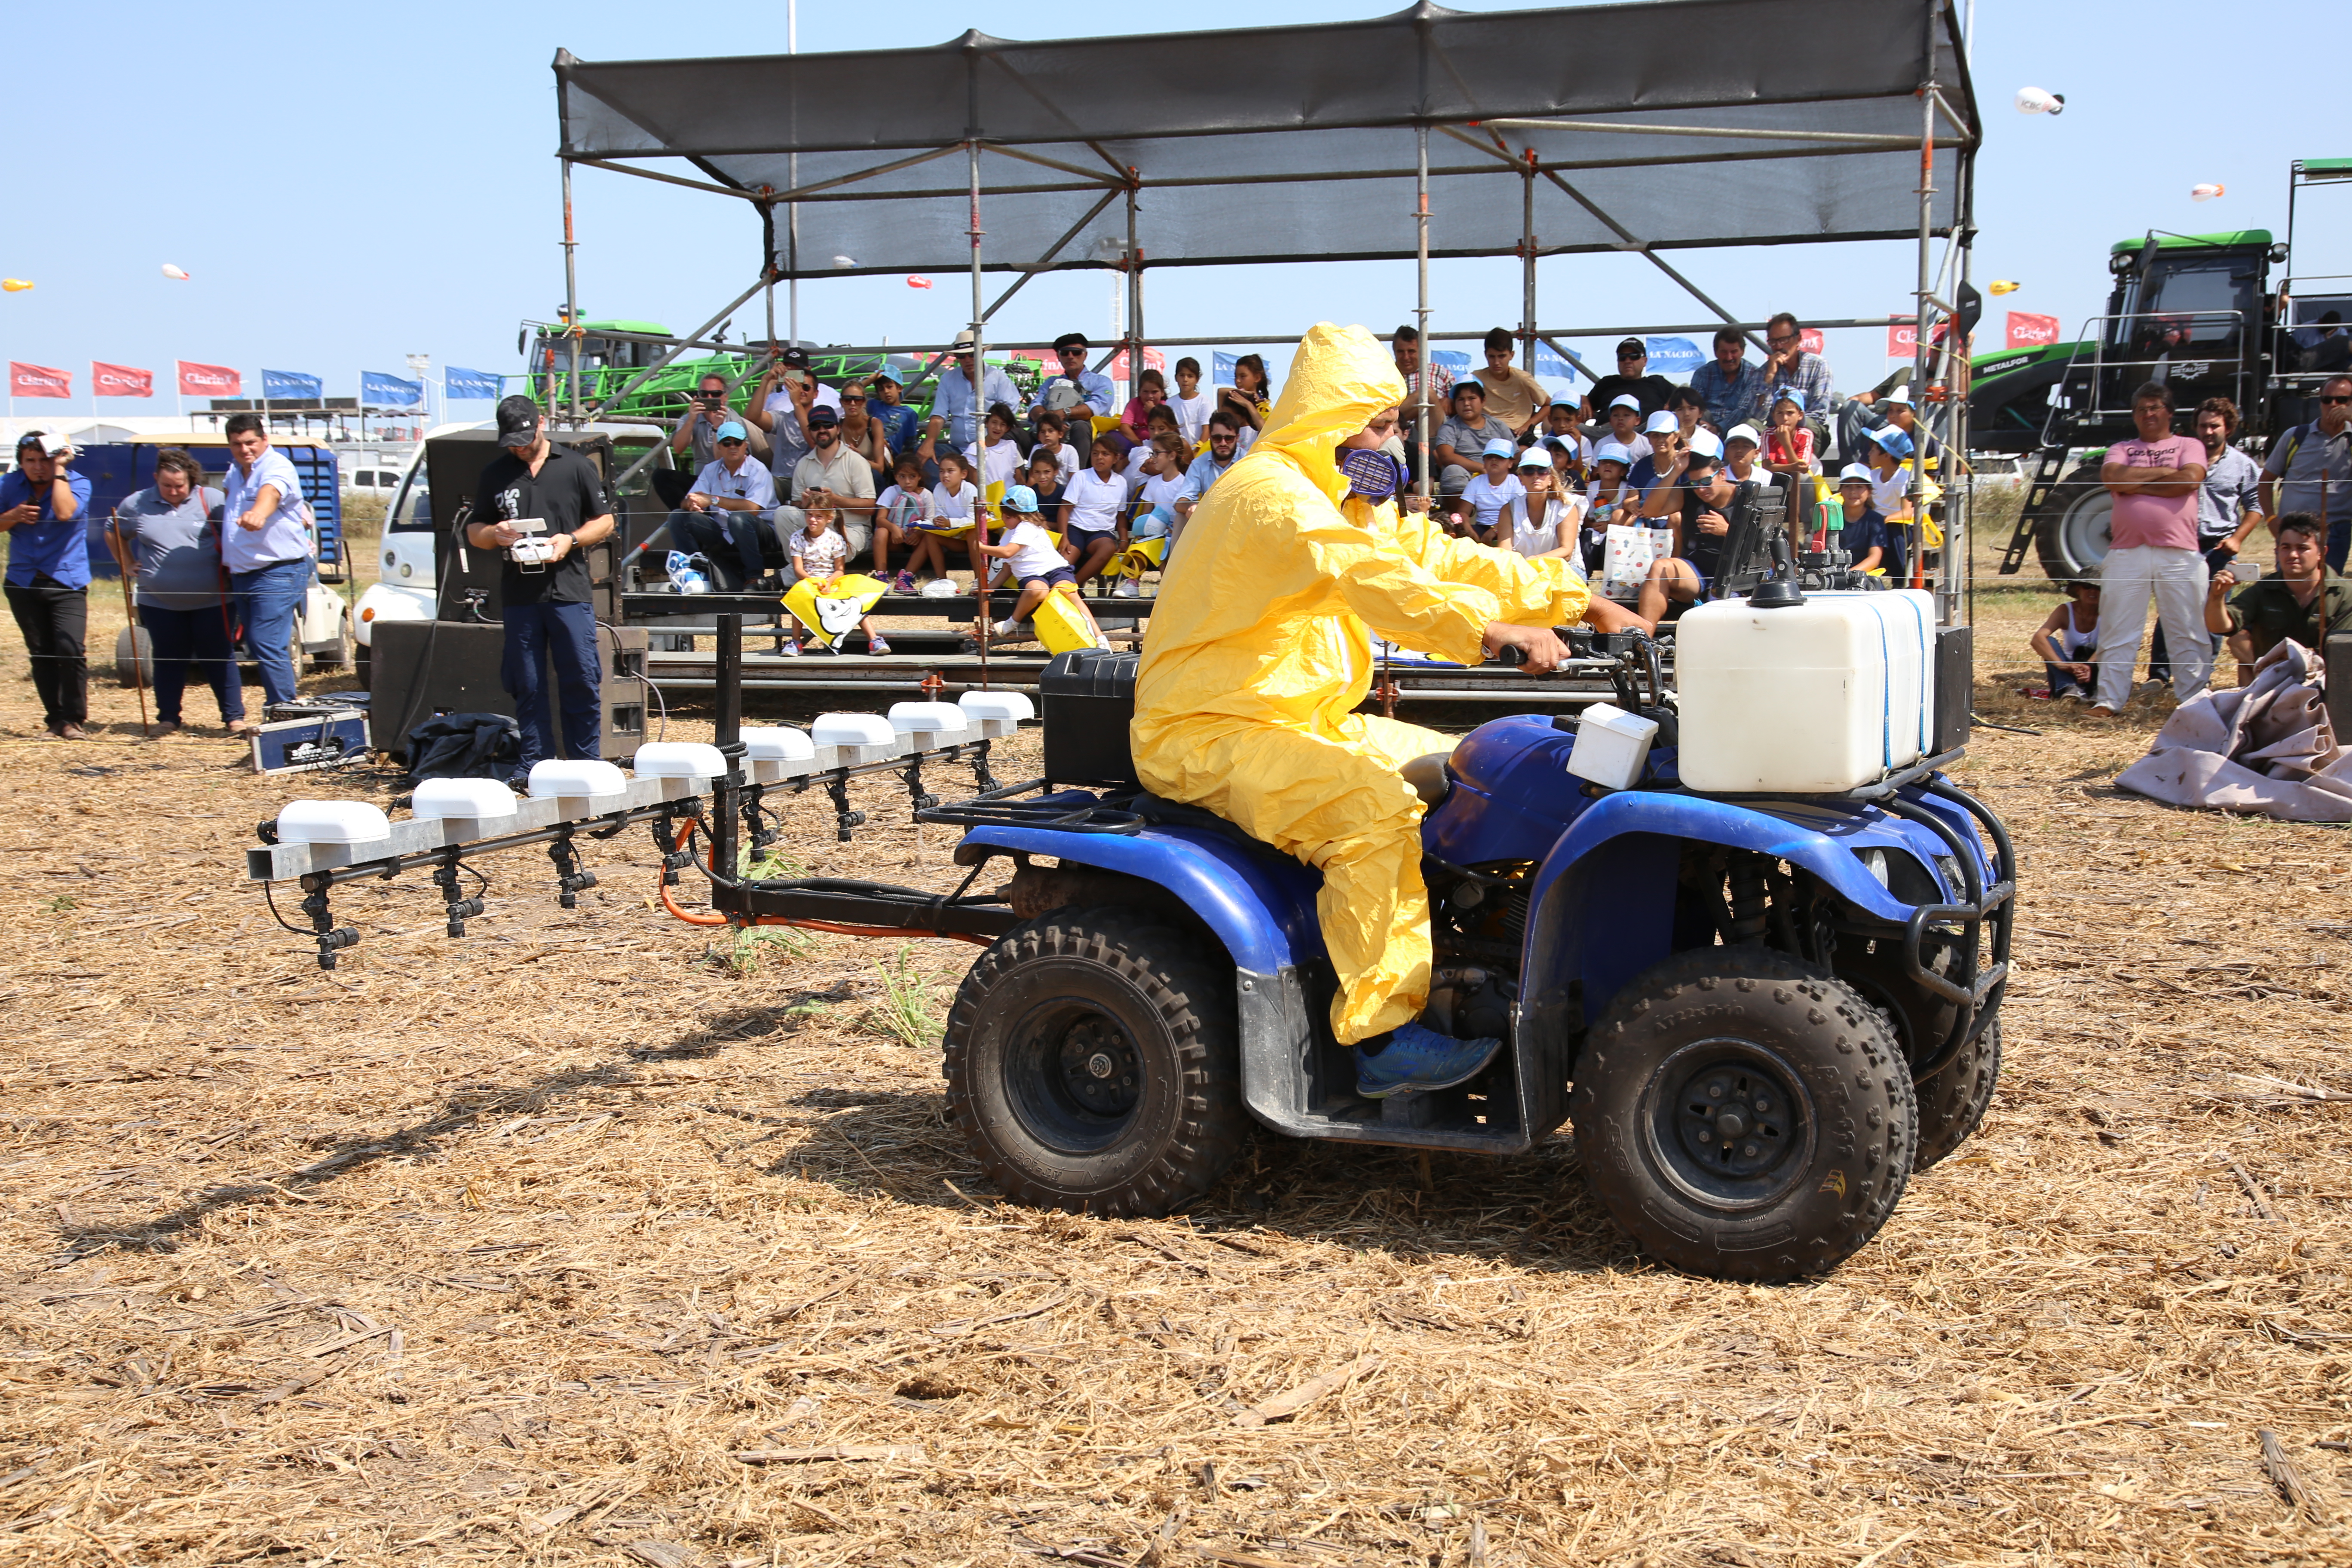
left=3, top=580, right=2350, bottom=1568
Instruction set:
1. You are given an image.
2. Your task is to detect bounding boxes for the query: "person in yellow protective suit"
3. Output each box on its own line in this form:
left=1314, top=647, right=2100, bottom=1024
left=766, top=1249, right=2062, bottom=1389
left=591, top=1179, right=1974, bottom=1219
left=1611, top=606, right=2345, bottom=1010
left=1132, top=323, right=1589, bottom=1098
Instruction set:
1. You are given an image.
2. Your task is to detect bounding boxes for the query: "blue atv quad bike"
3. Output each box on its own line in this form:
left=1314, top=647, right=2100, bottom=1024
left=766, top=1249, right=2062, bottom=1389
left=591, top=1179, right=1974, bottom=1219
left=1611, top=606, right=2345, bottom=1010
left=870, top=631, right=2015, bottom=1285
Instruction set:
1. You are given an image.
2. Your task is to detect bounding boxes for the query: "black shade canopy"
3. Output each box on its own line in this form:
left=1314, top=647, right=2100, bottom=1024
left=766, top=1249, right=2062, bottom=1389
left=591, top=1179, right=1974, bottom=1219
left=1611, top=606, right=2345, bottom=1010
left=554, top=0, right=1977, bottom=281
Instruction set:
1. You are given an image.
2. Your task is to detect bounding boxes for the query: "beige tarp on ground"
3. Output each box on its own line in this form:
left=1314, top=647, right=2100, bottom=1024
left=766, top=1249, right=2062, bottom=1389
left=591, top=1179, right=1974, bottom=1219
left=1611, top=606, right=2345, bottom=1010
left=2116, top=641, right=2352, bottom=822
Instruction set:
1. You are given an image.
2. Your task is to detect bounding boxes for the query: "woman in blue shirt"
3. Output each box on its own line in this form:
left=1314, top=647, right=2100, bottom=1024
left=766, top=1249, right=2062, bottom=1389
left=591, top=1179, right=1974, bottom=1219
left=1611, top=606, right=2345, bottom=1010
left=1, top=432, right=94, bottom=738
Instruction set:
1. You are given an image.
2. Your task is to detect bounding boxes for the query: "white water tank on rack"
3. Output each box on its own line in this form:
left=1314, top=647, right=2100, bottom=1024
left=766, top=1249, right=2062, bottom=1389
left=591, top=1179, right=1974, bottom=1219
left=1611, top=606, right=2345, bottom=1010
left=959, top=690, right=1033, bottom=738
left=276, top=800, right=392, bottom=846
left=888, top=701, right=970, bottom=750
left=742, top=726, right=817, bottom=783
left=529, top=759, right=628, bottom=808
left=1674, top=589, right=1936, bottom=794
left=812, top=712, right=901, bottom=769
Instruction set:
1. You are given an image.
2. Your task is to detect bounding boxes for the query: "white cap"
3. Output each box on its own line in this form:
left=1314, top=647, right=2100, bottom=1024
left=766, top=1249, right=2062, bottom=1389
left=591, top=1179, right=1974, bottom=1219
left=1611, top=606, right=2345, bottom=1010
left=1881, top=387, right=1913, bottom=407
left=1609, top=393, right=1642, bottom=413
left=1481, top=437, right=1517, bottom=459
left=1643, top=410, right=1680, bottom=435
left=1593, top=441, right=1635, bottom=466
left=1724, top=423, right=1762, bottom=448
left=1837, top=462, right=1876, bottom=486
left=1685, top=428, right=1724, bottom=459
left=1516, top=445, right=1552, bottom=469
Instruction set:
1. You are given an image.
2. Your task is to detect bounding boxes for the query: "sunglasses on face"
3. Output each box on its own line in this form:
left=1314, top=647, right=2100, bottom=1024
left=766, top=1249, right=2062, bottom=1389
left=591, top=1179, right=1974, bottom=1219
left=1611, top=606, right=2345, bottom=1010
left=2323, top=395, right=2352, bottom=406
left=842, top=394, right=866, bottom=403
left=718, top=438, right=745, bottom=448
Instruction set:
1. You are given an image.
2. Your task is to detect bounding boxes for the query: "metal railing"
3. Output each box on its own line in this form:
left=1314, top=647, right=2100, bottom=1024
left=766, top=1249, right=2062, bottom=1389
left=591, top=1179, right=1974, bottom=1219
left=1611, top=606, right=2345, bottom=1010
left=2038, top=309, right=2252, bottom=447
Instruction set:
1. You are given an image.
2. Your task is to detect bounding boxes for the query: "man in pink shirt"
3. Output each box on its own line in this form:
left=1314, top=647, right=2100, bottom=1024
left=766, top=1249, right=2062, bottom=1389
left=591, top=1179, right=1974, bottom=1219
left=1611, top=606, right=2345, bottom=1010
left=2094, top=382, right=2209, bottom=713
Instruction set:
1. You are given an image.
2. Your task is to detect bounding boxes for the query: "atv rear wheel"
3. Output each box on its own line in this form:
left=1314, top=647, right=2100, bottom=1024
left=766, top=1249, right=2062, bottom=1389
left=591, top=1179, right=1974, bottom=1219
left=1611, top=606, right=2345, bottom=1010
left=943, top=905, right=1244, bottom=1218
left=1571, top=945, right=1915, bottom=1283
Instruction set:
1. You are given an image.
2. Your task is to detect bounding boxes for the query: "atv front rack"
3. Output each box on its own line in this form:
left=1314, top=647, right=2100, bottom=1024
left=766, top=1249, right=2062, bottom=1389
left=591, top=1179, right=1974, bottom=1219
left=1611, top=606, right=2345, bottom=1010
left=914, top=779, right=1145, bottom=835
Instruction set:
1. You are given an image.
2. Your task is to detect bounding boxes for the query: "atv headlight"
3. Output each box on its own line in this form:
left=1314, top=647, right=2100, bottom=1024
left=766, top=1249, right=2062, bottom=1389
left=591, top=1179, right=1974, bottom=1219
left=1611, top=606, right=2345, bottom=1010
left=1854, top=848, right=1890, bottom=889
left=1934, top=854, right=1965, bottom=897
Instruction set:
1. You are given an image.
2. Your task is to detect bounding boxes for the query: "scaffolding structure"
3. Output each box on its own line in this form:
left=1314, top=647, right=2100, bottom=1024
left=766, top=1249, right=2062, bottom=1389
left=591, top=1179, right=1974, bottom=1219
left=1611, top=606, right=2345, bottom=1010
left=551, top=0, right=1981, bottom=618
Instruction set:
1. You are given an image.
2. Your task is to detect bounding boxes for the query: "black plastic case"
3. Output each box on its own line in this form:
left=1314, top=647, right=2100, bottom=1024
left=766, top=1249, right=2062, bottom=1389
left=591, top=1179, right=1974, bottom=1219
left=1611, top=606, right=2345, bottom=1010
left=1040, top=649, right=1142, bottom=787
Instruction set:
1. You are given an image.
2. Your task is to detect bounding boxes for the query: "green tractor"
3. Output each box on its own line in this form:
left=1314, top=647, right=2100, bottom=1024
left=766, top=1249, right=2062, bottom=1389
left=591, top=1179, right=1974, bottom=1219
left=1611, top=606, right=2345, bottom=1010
left=515, top=315, right=1040, bottom=428
left=1984, top=159, right=2352, bottom=582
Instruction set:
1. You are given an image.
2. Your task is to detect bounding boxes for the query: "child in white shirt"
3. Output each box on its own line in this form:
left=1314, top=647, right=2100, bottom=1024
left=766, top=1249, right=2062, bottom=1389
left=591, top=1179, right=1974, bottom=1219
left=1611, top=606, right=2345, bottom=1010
left=784, top=506, right=890, bottom=657
left=874, top=452, right=943, bottom=590
left=1457, top=441, right=1526, bottom=543
left=973, top=485, right=1096, bottom=644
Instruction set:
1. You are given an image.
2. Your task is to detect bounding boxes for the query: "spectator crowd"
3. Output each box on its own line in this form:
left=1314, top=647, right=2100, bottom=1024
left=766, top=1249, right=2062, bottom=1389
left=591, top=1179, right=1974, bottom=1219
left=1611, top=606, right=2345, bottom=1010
left=650, top=311, right=1930, bottom=649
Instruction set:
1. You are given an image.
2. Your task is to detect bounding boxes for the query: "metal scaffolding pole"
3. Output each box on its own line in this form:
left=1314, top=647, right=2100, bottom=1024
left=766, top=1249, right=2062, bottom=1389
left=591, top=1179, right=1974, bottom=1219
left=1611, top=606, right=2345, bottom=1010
left=1521, top=154, right=1538, bottom=374
left=968, top=133, right=992, bottom=685
left=1126, top=186, right=1141, bottom=407
left=1415, top=123, right=1432, bottom=507
left=1908, top=0, right=1937, bottom=601
left=561, top=158, right=582, bottom=427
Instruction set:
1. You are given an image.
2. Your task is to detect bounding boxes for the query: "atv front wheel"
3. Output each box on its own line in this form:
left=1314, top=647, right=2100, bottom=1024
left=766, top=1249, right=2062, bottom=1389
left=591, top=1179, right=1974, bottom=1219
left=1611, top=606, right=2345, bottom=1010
left=943, top=905, right=1244, bottom=1218
left=1571, top=946, right=1916, bottom=1283
left=1914, top=1017, right=2001, bottom=1171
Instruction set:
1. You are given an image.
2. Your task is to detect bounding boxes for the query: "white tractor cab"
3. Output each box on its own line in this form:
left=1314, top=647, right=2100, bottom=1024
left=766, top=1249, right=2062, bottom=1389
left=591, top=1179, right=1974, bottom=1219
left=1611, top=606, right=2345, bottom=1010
left=355, top=419, right=674, bottom=670
left=355, top=422, right=477, bottom=652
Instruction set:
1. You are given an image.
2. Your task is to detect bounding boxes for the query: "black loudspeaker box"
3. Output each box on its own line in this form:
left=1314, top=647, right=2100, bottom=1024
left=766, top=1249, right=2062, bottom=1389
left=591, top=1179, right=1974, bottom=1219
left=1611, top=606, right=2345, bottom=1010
left=368, top=619, right=646, bottom=763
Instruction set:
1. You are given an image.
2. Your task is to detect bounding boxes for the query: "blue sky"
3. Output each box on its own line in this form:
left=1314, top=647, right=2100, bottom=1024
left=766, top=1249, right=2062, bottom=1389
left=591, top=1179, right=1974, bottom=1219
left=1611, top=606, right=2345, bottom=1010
left=4, top=0, right=2344, bottom=414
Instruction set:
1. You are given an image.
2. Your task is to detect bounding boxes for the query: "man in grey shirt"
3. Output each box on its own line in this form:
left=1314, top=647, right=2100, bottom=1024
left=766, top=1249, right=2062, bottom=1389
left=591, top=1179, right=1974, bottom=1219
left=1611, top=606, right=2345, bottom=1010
left=1434, top=381, right=1516, bottom=495
left=106, top=447, right=242, bottom=733
left=2152, top=396, right=2266, bottom=686
left=2263, top=373, right=2352, bottom=569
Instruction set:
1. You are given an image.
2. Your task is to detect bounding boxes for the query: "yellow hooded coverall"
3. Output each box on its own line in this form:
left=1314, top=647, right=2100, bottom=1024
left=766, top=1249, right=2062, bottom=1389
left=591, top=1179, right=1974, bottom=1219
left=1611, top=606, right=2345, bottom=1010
left=1132, top=324, right=1589, bottom=1044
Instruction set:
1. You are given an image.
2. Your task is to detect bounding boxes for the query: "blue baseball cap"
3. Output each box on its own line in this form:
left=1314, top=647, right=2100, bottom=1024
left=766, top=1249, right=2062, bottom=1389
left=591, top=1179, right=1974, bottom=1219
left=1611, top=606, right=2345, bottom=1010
left=1481, top=437, right=1516, bottom=459
left=1865, top=425, right=1915, bottom=459
left=1001, top=484, right=1039, bottom=514
left=715, top=420, right=748, bottom=443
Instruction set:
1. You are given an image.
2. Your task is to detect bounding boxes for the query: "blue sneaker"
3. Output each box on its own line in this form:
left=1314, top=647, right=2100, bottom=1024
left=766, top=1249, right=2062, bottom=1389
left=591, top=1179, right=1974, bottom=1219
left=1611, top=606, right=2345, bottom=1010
left=1354, top=1022, right=1504, bottom=1099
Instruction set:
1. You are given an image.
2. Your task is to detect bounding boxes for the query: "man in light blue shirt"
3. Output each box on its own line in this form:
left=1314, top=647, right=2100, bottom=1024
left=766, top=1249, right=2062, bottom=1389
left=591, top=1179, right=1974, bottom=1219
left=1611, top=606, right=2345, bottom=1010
left=1173, top=412, right=1243, bottom=525
left=221, top=413, right=316, bottom=711
left=929, top=331, right=1022, bottom=450
left=1689, top=328, right=1769, bottom=433
left=1028, top=332, right=1115, bottom=425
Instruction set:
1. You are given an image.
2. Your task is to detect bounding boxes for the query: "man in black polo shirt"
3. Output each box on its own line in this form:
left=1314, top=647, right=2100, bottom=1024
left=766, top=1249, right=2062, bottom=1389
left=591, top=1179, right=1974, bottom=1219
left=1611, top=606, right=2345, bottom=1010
left=467, top=396, right=616, bottom=772
left=1582, top=337, right=1678, bottom=423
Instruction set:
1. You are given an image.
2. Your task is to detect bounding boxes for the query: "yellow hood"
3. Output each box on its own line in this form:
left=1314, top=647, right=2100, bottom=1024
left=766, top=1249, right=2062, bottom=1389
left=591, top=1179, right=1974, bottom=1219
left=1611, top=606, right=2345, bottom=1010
left=1133, top=322, right=1582, bottom=763
left=1256, top=324, right=1410, bottom=509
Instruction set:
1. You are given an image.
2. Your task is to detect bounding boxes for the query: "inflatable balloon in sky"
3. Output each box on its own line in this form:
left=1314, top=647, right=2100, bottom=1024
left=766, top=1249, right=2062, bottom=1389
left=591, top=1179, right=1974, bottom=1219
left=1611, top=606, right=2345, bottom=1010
left=1989, top=280, right=2021, bottom=295
left=906, top=276, right=934, bottom=290
left=161, top=263, right=190, bottom=279
left=831, top=255, right=856, bottom=268
left=2014, top=86, right=2064, bottom=116
left=2190, top=184, right=2224, bottom=202
left=1, top=280, right=31, bottom=293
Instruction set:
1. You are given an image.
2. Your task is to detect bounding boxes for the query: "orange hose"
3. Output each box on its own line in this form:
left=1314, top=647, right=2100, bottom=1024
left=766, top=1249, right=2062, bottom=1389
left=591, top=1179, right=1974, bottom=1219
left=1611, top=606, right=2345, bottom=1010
left=656, top=822, right=731, bottom=926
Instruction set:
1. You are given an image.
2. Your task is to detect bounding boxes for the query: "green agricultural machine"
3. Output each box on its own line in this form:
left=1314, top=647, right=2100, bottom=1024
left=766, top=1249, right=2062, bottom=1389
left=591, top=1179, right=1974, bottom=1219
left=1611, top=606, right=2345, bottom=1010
left=1983, top=159, right=2352, bottom=581
left=514, top=316, right=1039, bottom=429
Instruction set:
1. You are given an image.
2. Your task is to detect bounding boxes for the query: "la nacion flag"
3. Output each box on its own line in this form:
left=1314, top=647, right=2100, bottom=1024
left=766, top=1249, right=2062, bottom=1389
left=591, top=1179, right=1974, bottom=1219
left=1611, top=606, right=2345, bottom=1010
left=93, top=361, right=153, bottom=398
left=9, top=362, right=70, bottom=399
left=176, top=360, right=242, bottom=397
left=2006, top=310, right=2062, bottom=349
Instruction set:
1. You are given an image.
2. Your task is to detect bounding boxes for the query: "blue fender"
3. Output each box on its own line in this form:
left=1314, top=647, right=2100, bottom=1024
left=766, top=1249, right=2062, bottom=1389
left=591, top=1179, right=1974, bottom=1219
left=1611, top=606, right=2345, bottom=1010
left=1519, top=789, right=1957, bottom=1035
left=952, top=823, right=1323, bottom=974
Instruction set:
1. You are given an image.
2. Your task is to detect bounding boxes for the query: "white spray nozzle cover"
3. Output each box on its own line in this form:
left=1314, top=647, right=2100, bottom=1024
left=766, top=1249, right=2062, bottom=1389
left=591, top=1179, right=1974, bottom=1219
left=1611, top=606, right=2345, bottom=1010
left=529, top=759, right=628, bottom=802
left=741, top=726, right=815, bottom=764
left=633, top=742, right=729, bottom=781
left=276, top=800, right=393, bottom=845
left=889, top=701, right=969, bottom=738
left=959, top=690, right=1033, bottom=722
left=812, top=712, right=896, bottom=748
left=411, top=778, right=518, bottom=821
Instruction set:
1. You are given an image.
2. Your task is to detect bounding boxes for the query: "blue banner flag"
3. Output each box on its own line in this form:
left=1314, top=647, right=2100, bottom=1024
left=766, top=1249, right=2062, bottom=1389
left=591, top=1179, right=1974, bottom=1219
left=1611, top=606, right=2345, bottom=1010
left=1531, top=343, right=1575, bottom=382
left=1212, top=351, right=1239, bottom=384
left=361, top=371, right=423, bottom=410
left=1643, top=336, right=1704, bottom=374
left=1428, top=349, right=1472, bottom=371
left=444, top=366, right=500, bottom=401
left=260, top=369, right=321, bottom=402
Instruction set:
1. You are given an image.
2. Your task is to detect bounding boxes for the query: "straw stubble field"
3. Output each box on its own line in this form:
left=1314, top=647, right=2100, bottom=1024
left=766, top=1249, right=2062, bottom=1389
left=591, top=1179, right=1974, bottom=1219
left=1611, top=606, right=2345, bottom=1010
left=3, top=584, right=2349, bottom=1567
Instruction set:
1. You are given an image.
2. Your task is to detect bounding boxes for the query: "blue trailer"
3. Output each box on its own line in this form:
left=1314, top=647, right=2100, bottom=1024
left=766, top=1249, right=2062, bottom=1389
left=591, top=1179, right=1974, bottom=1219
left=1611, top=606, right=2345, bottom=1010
left=77, top=436, right=347, bottom=583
